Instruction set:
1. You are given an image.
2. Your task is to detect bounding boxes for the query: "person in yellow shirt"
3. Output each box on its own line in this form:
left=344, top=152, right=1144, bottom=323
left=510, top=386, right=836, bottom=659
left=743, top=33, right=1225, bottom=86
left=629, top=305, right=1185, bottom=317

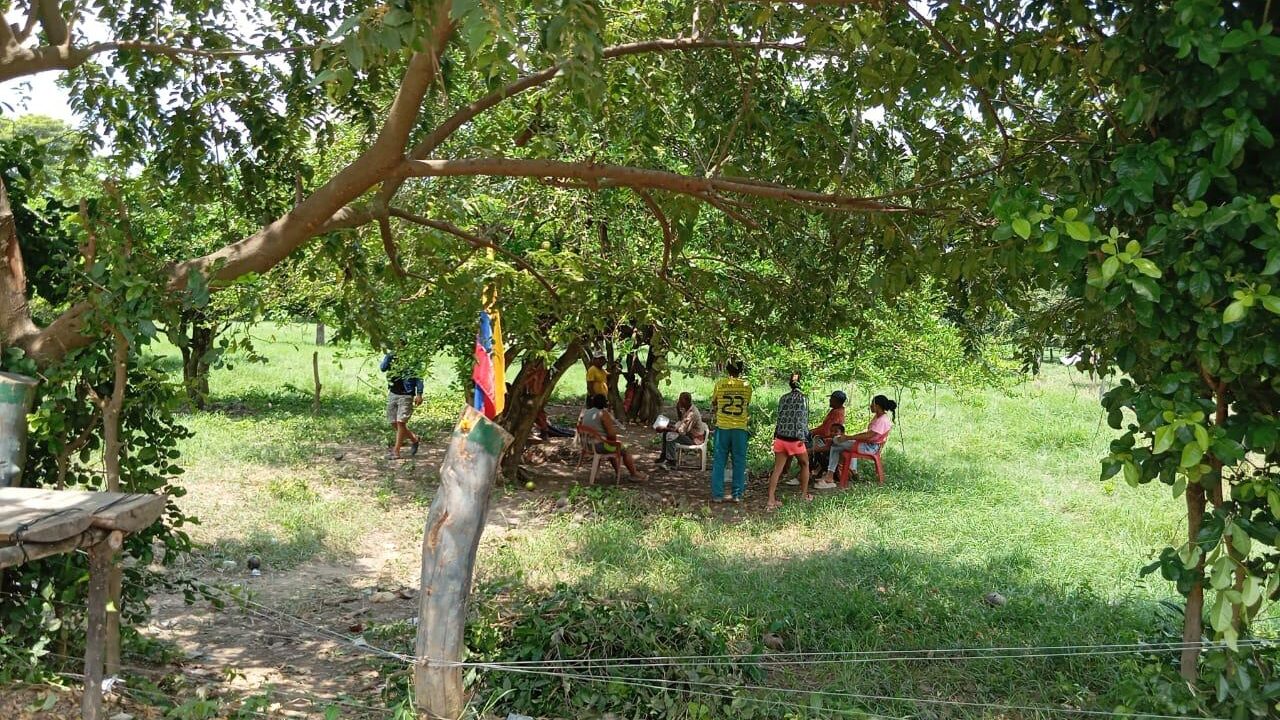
left=585, top=355, right=608, bottom=400
left=710, top=360, right=752, bottom=501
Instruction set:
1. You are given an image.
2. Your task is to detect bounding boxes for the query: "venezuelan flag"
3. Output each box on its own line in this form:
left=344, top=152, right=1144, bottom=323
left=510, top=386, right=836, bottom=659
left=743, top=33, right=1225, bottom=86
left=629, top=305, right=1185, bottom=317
left=471, top=306, right=506, bottom=419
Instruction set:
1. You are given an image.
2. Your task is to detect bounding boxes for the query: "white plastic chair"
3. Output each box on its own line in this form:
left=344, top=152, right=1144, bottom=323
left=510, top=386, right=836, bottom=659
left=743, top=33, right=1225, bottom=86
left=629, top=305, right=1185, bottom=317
left=575, top=424, right=622, bottom=485
left=675, top=434, right=709, bottom=470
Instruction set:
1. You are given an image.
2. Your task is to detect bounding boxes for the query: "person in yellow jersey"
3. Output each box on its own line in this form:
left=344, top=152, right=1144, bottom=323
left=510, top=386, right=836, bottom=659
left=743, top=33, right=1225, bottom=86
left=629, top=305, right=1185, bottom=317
left=710, top=360, right=752, bottom=502
left=585, top=355, right=608, bottom=401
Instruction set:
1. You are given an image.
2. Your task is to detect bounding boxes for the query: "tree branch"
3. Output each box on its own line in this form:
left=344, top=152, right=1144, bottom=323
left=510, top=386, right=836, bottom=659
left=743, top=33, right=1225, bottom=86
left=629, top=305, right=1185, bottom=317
left=398, top=157, right=920, bottom=213
left=387, top=208, right=559, bottom=301
left=13, top=2, right=456, bottom=368
left=0, top=38, right=317, bottom=84
left=377, top=212, right=409, bottom=279
left=636, top=190, right=674, bottom=277
left=15, top=4, right=41, bottom=43
left=0, top=174, right=40, bottom=354
left=373, top=37, right=832, bottom=208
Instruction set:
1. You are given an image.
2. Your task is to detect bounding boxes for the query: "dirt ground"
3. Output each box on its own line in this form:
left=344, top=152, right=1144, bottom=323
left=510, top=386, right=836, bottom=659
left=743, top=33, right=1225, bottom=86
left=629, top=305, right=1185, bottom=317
left=21, top=405, right=817, bottom=718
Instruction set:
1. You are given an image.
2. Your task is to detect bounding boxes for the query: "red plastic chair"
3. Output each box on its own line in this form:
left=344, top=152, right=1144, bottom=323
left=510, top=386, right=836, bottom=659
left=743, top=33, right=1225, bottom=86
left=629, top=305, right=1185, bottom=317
left=836, top=431, right=890, bottom=487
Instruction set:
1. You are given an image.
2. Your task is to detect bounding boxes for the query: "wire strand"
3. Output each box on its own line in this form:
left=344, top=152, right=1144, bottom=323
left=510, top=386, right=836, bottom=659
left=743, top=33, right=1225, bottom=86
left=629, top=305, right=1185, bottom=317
left=473, top=662, right=1228, bottom=720
left=448, top=638, right=1276, bottom=669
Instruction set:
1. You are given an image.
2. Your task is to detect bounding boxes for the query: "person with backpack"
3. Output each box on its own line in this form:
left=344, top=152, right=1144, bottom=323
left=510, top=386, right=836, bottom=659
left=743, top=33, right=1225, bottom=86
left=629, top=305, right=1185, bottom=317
left=380, top=352, right=423, bottom=459
left=766, top=373, right=812, bottom=510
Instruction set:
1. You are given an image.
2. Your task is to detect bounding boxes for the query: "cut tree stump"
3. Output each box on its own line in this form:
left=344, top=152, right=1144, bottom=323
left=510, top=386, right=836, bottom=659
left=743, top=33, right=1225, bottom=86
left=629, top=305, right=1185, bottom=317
left=414, top=406, right=512, bottom=720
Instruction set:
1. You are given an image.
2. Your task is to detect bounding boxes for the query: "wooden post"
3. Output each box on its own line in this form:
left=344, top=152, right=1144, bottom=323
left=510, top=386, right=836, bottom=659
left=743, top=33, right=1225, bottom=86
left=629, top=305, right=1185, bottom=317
left=312, top=351, right=322, bottom=414
left=83, top=530, right=122, bottom=720
left=414, top=407, right=512, bottom=719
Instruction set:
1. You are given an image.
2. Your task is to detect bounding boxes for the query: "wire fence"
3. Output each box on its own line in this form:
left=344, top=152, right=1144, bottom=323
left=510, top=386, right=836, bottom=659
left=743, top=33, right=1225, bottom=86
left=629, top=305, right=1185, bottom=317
left=9, top=575, right=1277, bottom=720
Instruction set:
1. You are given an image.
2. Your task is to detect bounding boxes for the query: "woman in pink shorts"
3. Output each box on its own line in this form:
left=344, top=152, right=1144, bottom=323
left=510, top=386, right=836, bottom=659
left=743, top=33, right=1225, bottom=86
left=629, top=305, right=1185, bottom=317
left=766, top=374, right=812, bottom=510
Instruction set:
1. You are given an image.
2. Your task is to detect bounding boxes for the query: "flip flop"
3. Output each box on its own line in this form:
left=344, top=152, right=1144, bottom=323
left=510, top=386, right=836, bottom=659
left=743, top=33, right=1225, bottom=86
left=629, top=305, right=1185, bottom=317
left=410, top=440, right=420, bottom=456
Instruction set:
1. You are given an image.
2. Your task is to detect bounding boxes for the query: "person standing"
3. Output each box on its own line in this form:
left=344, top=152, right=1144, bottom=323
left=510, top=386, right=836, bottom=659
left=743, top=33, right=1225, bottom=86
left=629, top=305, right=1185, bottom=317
left=586, top=355, right=608, bottom=400
left=381, top=352, right=423, bottom=459
left=766, top=374, right=812, bottom=510
left=710, top=360, right=752, bottom=502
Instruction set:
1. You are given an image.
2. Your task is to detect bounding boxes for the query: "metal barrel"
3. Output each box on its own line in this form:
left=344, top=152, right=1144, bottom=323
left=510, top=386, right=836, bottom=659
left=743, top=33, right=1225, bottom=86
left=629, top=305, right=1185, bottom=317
left=0, top=371, right=39, bottom=488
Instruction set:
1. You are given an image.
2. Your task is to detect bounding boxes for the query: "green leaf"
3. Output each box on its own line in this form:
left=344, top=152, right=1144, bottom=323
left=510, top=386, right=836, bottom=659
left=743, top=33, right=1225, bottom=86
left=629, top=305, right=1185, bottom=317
left=1264, top=249, right=1280, bottom=275
left=1230, top=523, right=1251, bottom=556
left=1122, top=461, right=1140, bottom=487
left=1223, top=300, right=1247, bottom=324
left=1101, top=255, right=1120, bottom=283
left=1012, top=217, right=1031, bottom=240
left=1124, top=240, right=1141, bottom=255
left=1210, top=556, right=1234, bottom=591
left=1268, top=489, right=1280, bottom=519
left=1209, top=594, right=1233, bottom=632
left=1153, top=424, right=1174, bottom=454
left=1132, top=258, right=1161, bottom=278
left=1193, top=423, right=1210, bottom=452
left=1130, top=276, right=1160, bottom=301
left=1260, top=295, right=1280, bottom=315
left=1187, top=169, right=1211, bottom=200
left=1221, top=29, right=1251, bottom=51
left=1271, top=194, right=1280, bottom=209
left=1177, top=540, right=1200, bottom=569
left=1242, top=575, right=1262, bottom=606
left=1180, top=442, right=1203, bottom=468
left=1171, top=475, right=1188, bottom=499
left=1065, top=221, right=1091, bottom=241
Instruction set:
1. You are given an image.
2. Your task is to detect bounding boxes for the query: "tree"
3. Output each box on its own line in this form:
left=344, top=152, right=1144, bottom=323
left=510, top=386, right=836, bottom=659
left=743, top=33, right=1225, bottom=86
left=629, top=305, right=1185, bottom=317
left=993, top=0, right=1280, bottom=703
left=0, top=0, right=1056, bottom=372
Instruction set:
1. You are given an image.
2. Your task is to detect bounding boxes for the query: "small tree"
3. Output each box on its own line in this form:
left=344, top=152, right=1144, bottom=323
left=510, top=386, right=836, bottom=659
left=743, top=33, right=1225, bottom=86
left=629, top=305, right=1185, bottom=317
left=999, top=1, right=1280, bottom=701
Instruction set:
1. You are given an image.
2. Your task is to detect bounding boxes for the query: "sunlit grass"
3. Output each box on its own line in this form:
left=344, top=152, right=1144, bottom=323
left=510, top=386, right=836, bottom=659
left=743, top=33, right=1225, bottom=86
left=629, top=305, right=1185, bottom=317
left=156, top=323, right=1195, bottom=714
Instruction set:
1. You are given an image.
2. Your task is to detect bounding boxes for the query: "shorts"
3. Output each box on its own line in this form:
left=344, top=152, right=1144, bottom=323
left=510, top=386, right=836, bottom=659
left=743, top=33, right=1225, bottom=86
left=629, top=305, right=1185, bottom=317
left=772, top=438, right=807, bottom=456
left=857, top=442, right=881, bottom=455
left=593, top=442, right=620, bottom=454
left=387, top=393, right=415, bottom=424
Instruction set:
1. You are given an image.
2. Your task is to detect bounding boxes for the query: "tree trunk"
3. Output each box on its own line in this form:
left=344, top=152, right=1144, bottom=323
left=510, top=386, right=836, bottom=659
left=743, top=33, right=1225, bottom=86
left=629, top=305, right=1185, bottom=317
left=630, top=341, right=665, bottom=425
left=179, top=314, right=216, bottom=410
left=82, top=533, right=122, bottom=720
left=101, top=333, right=127, bottom=677
left=1181, top=483, right=1206, bottom=682
left=415, top=407, right=512, bottom=719
left=315, top=322, right=325, bottom=346
left=500, top=343, right=582, bottom=478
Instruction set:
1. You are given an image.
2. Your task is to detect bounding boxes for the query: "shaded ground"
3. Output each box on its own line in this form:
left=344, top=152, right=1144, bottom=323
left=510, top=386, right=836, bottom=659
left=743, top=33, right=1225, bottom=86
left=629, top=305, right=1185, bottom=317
left=118, top=402, right=828, bottom=716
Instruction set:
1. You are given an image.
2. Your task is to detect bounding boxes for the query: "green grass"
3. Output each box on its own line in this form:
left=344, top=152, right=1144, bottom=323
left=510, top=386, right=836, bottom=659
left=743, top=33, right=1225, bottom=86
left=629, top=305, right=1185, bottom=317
left=159, top=323, right=1193, bottom=716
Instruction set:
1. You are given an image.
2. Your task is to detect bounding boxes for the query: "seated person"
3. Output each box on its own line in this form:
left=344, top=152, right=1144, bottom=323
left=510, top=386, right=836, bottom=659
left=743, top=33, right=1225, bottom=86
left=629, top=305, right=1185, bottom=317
left=658, top=392, right=708, bottom=468
left=525, top=362, right=573, bottom=438
left=825, top=394, right=897, bottom=480
left=579, top=394, right=646, bottom=481
left=537, top=409, right=575, bottom=438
